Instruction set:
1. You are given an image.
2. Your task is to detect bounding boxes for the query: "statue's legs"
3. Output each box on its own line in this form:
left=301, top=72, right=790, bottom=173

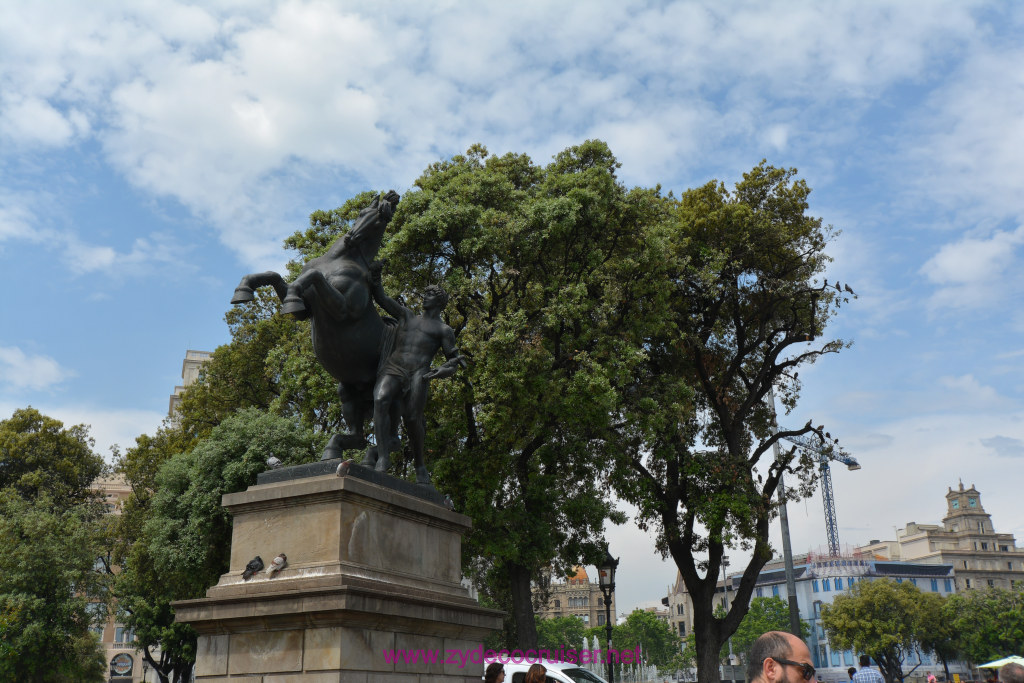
left=371, top=375, right=406, bottom=473
left=403, top=374, right=431, bottom=484
left=321, top=383, right=370, bottom=460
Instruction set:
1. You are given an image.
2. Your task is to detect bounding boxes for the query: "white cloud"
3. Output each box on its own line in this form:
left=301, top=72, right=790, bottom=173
left=921, top=225, right=1024, bottom=310
left=0, top=347, right=72, bottom=390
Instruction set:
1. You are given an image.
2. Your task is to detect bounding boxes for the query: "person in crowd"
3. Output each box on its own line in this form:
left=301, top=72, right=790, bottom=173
left=852, top=655, right=884, bottom=683
left=524, top=663, right=547, bottom=683
left=486, top=663, right=506, bottom=683
left=999, top=663, right=1024, bottom=683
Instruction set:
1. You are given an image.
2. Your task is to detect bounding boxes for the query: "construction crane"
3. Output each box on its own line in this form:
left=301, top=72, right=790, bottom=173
left=778, top=430, right=861, bottom=557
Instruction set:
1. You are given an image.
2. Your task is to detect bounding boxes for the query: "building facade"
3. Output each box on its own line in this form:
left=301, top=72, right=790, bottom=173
left=168, top=349, right=213, bottom=416
left=536, top=566, right=617, bottom=628
left=664, top=555, right=970, bottom=683
left=854, top=482, right=1024, bottom=591
left=91, top=474, right=156, bottom=682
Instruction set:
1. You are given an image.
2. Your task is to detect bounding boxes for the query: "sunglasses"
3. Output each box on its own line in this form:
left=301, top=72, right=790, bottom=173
left=772, top=657, right=816, bottom=681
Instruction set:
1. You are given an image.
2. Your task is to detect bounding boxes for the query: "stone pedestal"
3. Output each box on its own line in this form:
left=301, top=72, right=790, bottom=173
left=174, top=467, right=502, bottom=683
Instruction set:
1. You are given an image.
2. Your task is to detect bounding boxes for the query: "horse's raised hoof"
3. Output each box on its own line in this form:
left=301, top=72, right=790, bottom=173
left=281, top=295, right=306, bottom=315
left=230, top=286, right=254, bottom=304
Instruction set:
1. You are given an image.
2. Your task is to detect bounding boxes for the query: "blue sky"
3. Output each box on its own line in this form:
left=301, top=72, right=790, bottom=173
left=2, top=1, right=1023, bottom=614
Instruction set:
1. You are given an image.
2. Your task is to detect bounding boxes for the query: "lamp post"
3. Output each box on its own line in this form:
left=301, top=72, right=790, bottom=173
left=142, top=662, right=149, bottom=682
left=598, top=547, right=619, bottom=683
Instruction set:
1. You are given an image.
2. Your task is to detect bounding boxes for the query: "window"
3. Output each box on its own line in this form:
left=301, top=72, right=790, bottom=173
left=834, top=578, right=842, bottom=591
left=582, top=614, right=589, bottom=624
left=944, top=579, right=952, bottom=592
left=818, top=645, right=828, bottom=669
left=964, top=560, right=969, bottom=569
left=823, top=580, right=830, bottom=592
left=554, top=599, right=560, bottom=608
left=677, top=604, right=684, bottom=615
left=598, top=614, right=605, bottom=626
left=931, top=579, right=939, bottom=592
left=848, top=578, right=855, bottom=589
left=987, top=579, right=995, bottom=587
left=844, top=651, right=855, bottom=666
left=965, top=578, right=972, bottom=589
left=1000, top=545, right=1010, bottom=552
left=772, top=585, right=779, bottom=597
left=812, top=580, right=819, bottom=593
left=832, top=650, right=842, bottom=667
left=910, top=578, right=917, bottom=587
left=896, top=577, right=903, bottom=583
left=756, top=587, right=763, bottom=597
left=1010, top=562, right=1015, bottom=571
left=981, top=542, right=989, bottom=550
left=813, top=601, right=822, bottom=617
left=679, top=623, right=686, bottom=636
left=597, top=597, right=603, bottom=606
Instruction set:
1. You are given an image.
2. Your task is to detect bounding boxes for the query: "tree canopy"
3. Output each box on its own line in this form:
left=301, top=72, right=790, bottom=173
left=609, top=163, right=850, bottom=683
left=0, top=490, right=107, bottom=682
left=0, top=407, right=105, bottom=506
left=943, top=586, right=1024, bottom=665
left=821, top=579, right=928, bottom=683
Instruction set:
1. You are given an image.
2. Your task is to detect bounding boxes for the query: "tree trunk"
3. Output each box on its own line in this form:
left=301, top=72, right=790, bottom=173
left=509, top=562, right=539, bottom=649
left=693, top=607, right=723, bottom=683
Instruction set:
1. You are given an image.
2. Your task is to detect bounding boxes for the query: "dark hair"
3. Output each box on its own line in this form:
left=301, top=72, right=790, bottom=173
left=860, top=655, right=871, bottom=668
left=747, top=632, right=791, bottom=681
left=524, top=663, right=547, bottom=683
left=485, top=663, right=505, bottom=683
left=849, top=668, right=857, bottom=679
left=423, top=284, right=449, bottom=306
left=1000, top=663, right=1024, bottom=683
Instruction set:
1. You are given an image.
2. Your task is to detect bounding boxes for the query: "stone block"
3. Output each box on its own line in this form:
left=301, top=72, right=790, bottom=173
left=366, top=673, right=421, bottom=683
left=228, top=629, right=304, bottom=674
left=393, top=632, right=444, bottom=675
left=264, top=674, right=343, bottom=683
left=338, top=626, right=395, bottom=672
left=195, top=634, right=229, bottom=676
left=442, top=638, right=484, bottom=677
left=304, top=626, right=342, bottom=671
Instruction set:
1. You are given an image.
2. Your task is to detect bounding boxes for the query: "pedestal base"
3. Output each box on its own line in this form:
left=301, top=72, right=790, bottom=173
left=174, top=468, right=501, bottom=682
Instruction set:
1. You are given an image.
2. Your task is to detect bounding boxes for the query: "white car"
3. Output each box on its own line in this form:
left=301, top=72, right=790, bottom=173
left=485, top=659, right=611, bottom=683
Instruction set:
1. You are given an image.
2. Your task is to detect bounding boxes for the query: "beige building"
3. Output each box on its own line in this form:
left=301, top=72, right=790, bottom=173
left=91, top=474, right=156, bottom=682
left=536, top=566, right=617, bottom=628
left=854, top=482, right=1024, bottom=591
left=168, top=349, right=213, bottom=416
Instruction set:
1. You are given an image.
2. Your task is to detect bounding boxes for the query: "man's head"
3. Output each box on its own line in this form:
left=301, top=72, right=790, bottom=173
left=860, top=655, right=871, bottom=668
left=1000, top=663, right=1024, bottom=683
left=848, top=668, right=857, bottom=680
left=422, top=284, right=449, bottom=310
left=747, top=631, right=816, bottom=683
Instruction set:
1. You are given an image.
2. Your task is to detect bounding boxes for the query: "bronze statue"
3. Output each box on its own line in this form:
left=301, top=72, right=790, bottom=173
left=230, top=192, right=400, bottom=463
left=229, top=191, right=462, bottom=485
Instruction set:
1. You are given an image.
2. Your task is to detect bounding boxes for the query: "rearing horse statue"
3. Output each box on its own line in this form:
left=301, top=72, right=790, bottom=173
left=230, top=191, right=401, bottom=463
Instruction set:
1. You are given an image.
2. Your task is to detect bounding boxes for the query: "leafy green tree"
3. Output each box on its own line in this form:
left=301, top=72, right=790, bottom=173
left=536, top=615, right=589, bottom=653
left=335, top=143, right=659, bottom=646
left=0, top=490, right=107, bottom=682
left=0, top=407, right=105, bottom=505
left=610, top=163, right=850, bottom=683
left=915, top=592, right=958, bottom=680
left=611, top=609, right=683, bottom=669
left=944, top=586, right=1024, bottom=665
left=821, top=579, right=926, bottom=683
left=112, top=409, right=322, bottom=683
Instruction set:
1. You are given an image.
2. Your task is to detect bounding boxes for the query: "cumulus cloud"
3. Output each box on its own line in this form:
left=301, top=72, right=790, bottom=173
left=0, top=347, right=72, bottom=390
left=0, top=0, right=1002, bottom=270
left=921, top=225, right=1024, bottom=310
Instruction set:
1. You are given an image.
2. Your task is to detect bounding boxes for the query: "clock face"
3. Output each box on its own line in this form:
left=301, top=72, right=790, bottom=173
left=952, top=500, right=959, bottom=509
left=969, top=498, right=977, bottom=507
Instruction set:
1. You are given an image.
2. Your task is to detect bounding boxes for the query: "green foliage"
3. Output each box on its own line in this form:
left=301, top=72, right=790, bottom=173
left=611, top=609, right=684, bottom=669
left=362, top=141, right=658, bottom=645
left=944, top=586, right=1024, bottom=665
left=113, top=409, right=321, bottom=682
left=0, top=491, right=107, bottom=682
left=821, top=579, right=927, bottom=683
left=536, top=615, right=589, bottom=652
left=0, top=407, right=105, bottom=506
left=608, top=162, right=850, bottom=683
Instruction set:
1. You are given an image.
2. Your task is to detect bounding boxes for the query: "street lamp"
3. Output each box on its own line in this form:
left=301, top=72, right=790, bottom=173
left=598, top=546, right=619, bottom=683
left=142, top=662, right=149, bottom=682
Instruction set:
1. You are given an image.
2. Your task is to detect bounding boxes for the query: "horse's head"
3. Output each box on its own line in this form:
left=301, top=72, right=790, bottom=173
left=335, top=190, right=400, bottom=265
